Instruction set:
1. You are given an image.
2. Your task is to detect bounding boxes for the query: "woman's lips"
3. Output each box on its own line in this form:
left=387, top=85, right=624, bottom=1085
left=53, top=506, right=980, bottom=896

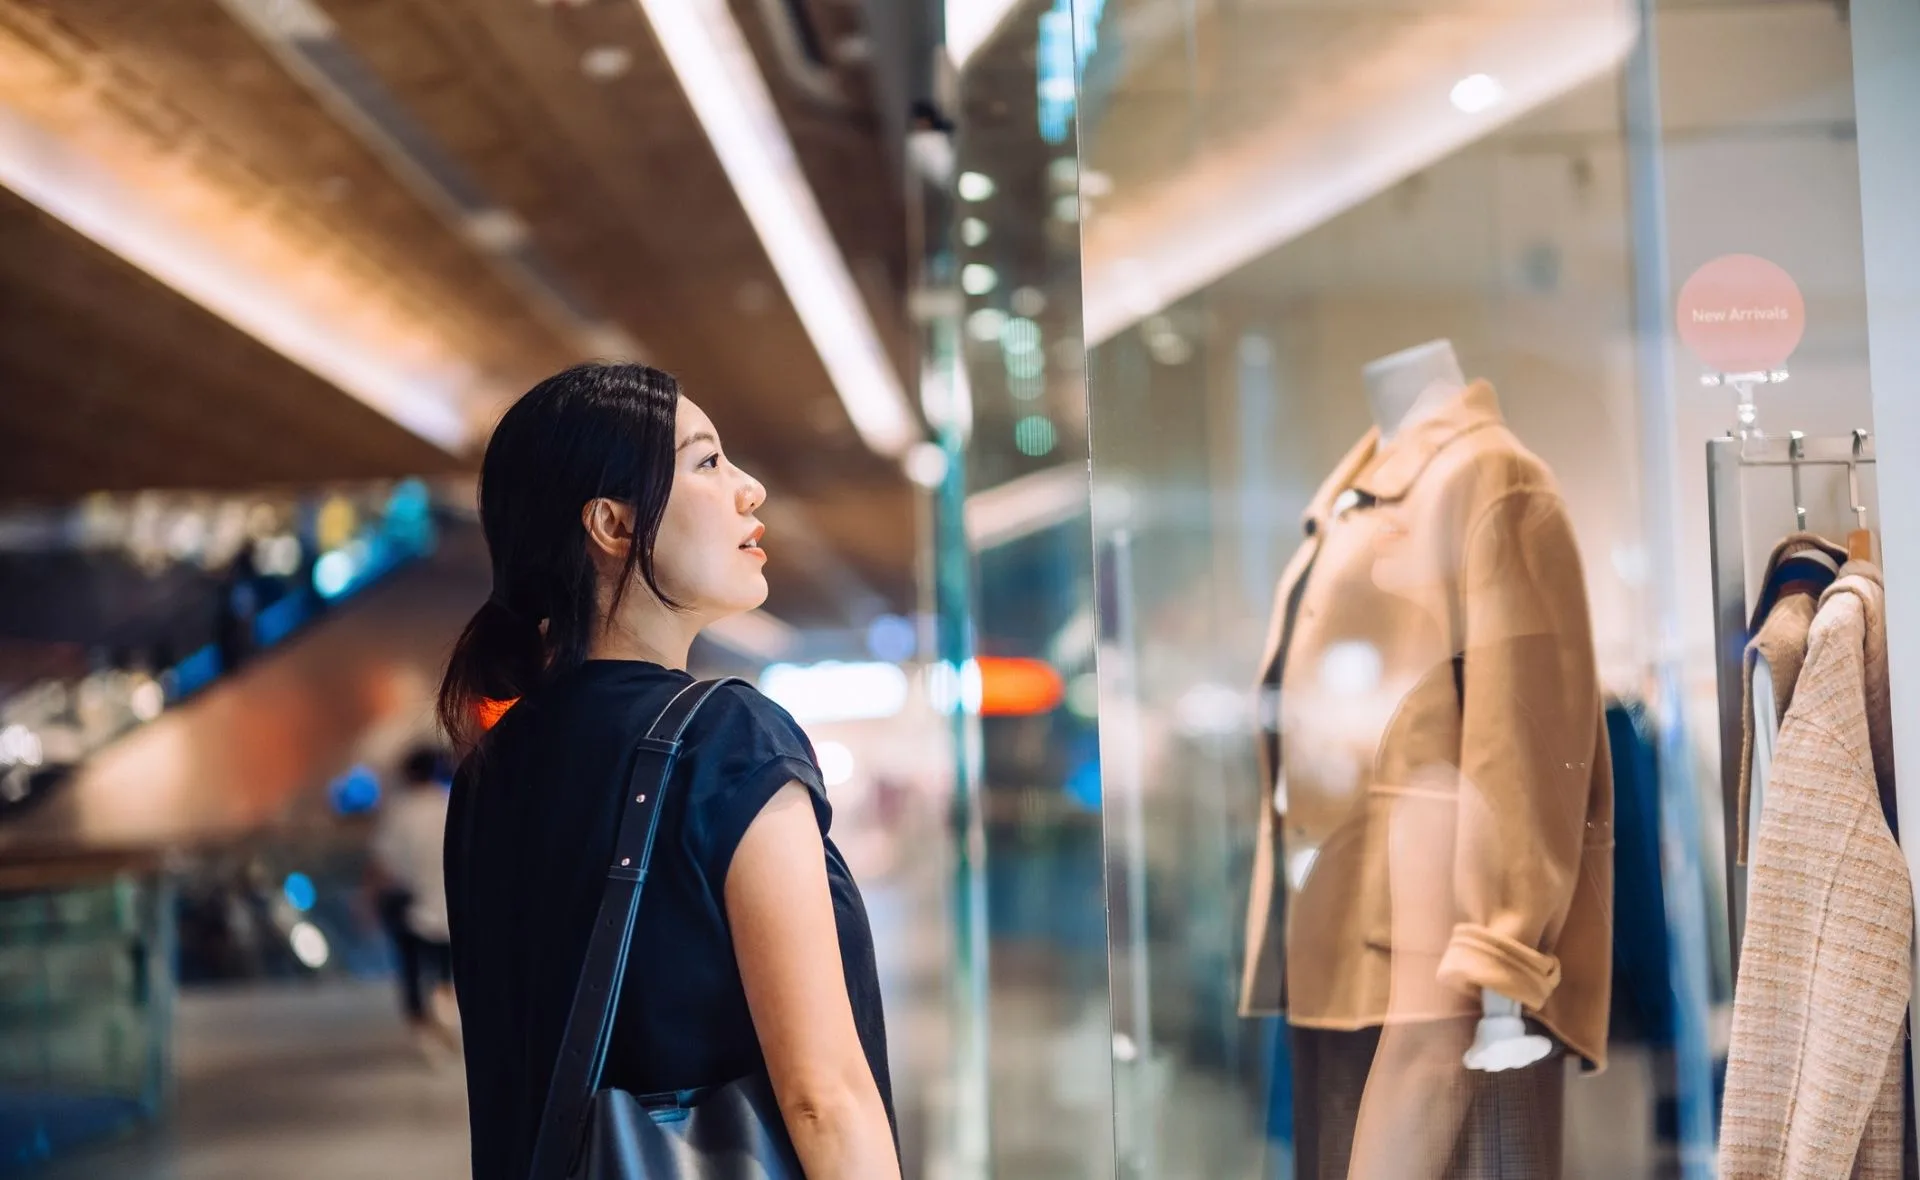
left=740, top=526, right=766, bottom=561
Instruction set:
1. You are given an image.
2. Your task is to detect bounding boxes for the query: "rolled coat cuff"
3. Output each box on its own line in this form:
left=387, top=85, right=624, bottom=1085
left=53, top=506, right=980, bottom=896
left=1437, top=924, right=1562, bottom=1010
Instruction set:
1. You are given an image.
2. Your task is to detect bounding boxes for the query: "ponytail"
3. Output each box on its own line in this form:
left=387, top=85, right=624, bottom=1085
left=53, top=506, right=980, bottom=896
left=438, top=597, right=545, bottom=752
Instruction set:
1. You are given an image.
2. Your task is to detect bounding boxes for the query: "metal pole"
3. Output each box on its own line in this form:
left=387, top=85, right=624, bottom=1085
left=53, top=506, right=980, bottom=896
left=1624, top=5, right=1719, bottom=1174
left=1705, top=438, right=1749, bottom=971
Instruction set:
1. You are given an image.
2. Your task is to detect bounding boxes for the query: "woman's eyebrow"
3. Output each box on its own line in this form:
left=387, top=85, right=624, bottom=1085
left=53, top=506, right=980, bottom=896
left=675, top=430, right=719, bottom=453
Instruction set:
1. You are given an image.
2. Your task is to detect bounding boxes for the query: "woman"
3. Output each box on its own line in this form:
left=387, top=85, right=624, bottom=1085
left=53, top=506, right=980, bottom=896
left=438, top=363, right=898, bottom=1180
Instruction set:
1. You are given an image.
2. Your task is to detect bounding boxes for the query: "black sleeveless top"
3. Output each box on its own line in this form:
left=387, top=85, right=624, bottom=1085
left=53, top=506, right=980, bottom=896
left=445, top=661, right=892, bottom=1180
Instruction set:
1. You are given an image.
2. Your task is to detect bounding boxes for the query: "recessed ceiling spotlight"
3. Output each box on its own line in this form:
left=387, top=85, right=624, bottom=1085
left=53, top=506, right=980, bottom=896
left=1450, top=73, right=1506, bottom=114
left=832, top=34, right=873, bottom=65
left=961, top=263, right=999, bottom=296
left=967, top=307, right=1008, bottom=342
left=904, top=442, right=949, bottom=489
left=465, top=209, right=530, bottom=253
left=961, top=217, right=990, bottom=247
left=957, top=171, right=996, bottom=201
left=579, top=323, right=643, bottom=360
left=581, top=45, right=633, bottom=80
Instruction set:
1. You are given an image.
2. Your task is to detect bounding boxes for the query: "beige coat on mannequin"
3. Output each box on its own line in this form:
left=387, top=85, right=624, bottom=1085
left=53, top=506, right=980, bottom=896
left=1242, top=381, right=1614, bottom=1070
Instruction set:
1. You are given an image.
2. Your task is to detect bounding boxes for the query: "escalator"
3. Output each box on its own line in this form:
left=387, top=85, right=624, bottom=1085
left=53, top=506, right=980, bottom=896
left=0, top=519, right=482, bottom=868
left=0, top=494, right=483, bottom=1174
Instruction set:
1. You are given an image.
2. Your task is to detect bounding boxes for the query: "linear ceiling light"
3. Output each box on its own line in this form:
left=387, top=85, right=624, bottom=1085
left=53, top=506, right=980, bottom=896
left=966, top=462, right=1089, bottom=549
left=1080, top=4, right=1638, bottom=345
left=0, top=107, right=471, bottom=450
left=631, top=0, right=919, bottom=458
left=947, top=0, right=1024, bottom=71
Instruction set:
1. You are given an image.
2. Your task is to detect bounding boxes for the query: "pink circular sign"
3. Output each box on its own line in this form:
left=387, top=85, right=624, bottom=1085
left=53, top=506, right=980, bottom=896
left=1675, top=254, right=1805, bottom=373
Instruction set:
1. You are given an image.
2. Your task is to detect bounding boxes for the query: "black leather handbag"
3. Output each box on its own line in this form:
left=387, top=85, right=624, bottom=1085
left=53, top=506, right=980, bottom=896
left=526, top=677, right=803, bottom=1180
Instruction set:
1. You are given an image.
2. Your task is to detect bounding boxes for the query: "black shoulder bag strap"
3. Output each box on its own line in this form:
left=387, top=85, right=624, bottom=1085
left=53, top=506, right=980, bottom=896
left=527, top=676, right=747, bottom=1180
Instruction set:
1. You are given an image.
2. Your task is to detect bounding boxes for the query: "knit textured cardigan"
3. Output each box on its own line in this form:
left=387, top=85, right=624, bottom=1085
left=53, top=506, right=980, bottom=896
left=1721, top=562, right=1911, bottom=1180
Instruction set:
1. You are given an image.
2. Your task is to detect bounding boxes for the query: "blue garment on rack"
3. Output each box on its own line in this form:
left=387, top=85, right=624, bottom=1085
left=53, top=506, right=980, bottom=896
left=1263, top=1016, right=1296, bottom=1179
left=1607, top=700, right=1674, bottom=1047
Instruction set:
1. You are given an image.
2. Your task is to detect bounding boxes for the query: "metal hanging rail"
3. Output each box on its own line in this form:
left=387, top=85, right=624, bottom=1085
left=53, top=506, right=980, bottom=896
left=1707, top=429, right=1876, bottom=974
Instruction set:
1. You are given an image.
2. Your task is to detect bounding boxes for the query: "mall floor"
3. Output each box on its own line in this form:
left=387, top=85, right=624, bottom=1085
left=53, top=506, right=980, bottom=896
left=34, top=981, right=470, bottom=1180
left=31, top=832, right=960, bottom=1180
left=23, top=880, right=1677, bottom=1180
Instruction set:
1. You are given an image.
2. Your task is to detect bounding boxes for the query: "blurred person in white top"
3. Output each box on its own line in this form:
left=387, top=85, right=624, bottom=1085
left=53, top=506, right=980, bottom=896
left=368, top=745, right=458, bottom=1055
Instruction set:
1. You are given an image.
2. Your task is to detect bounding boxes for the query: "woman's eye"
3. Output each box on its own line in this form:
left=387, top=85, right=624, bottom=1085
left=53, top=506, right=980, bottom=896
left=699, top=452, right=721, bottom=470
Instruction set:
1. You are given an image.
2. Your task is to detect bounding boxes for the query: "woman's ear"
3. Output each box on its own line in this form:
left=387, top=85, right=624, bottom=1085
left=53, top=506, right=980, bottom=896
left=581, top=498, right=637, bottom=562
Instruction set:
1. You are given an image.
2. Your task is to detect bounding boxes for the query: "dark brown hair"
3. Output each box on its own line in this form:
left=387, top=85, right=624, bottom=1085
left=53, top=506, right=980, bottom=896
left=436, top=363, right=682, bottom=751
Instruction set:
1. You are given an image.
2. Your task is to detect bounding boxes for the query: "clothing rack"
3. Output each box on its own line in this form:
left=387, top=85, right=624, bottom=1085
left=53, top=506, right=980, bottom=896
left=1707, top=430, right=1877, bottom=975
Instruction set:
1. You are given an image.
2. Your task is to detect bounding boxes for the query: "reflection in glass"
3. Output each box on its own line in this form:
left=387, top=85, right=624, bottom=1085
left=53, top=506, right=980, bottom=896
left=953, top=0, right=1910, bottom=1175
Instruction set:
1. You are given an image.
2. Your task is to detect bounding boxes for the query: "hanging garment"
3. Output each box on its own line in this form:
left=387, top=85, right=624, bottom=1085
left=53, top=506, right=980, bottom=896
left=1722, top=562, right=1911, bottom=1180
left=1241, top=380, right=1614, bottom=1071
left=1604, top=701, right=1672, bottom=1049
left=1289, top=1021, right=1565, bottom=1180
left=1736, top=533, right=1846, bottom=863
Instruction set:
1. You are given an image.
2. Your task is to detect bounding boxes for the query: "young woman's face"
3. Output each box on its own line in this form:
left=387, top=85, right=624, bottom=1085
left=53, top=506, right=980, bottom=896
left=651, top=397, right=770, bottom=617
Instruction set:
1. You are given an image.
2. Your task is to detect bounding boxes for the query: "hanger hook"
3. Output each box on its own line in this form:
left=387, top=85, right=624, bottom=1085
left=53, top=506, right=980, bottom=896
left=1789, top=431, right=1807, bottom=531
left=1851, top=429, right=1869, bottom=530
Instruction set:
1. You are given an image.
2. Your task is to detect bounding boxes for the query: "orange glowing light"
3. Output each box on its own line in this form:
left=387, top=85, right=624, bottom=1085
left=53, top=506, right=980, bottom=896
left=977, top=657, right=1065, bottom=717
left=477, top=698, right=517, bottom=730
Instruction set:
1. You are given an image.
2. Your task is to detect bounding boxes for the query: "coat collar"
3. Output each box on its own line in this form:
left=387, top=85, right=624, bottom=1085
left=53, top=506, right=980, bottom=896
left=1300, top=429, right=1381, bottom=536
left=1822, top=560, right=1893, bottom=794
left=1299, top=380, right=1506, bottom=535
left=1352, top=380, right=1506, bottom=503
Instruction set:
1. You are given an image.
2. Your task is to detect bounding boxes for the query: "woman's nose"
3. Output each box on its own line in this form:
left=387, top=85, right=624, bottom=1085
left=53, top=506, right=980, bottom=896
left=739, top=474, right=766, bottom=513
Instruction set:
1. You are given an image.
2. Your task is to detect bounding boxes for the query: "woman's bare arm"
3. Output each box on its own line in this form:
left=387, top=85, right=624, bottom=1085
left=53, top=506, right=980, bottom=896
left=726, top=782, right=898, bottom=1179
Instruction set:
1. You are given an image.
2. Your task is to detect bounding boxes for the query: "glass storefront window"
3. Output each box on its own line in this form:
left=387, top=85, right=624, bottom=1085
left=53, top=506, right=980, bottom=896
left=934, top=13, right=1112, bottom=1175
left=948, top=0, right=1920, bottom=1176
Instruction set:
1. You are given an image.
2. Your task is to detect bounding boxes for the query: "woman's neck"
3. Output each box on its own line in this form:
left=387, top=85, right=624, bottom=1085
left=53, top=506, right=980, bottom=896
left=587, top=608, right=701, bottom=670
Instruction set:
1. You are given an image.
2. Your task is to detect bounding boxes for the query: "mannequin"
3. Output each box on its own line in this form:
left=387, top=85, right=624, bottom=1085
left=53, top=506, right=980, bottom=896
left=1361, top=338, right=1466, bottom=445
left=1245, top=345, right=1609, bottom=1180
left=1360, top=339, right=1555, bottom=1076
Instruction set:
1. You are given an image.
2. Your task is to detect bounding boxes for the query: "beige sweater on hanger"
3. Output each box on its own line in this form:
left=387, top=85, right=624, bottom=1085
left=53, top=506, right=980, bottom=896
left=1721, top=562, right=1911, bottom=1180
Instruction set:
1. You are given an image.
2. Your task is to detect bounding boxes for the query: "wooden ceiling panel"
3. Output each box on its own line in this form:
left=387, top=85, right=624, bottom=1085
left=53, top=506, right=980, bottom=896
left=0, top=0, right=921, bottom=622
left=10, top=0, right=577, bottom=404
left=311, top=0, right=915, bottom=493
left=0, top=188, right=459, bottom=499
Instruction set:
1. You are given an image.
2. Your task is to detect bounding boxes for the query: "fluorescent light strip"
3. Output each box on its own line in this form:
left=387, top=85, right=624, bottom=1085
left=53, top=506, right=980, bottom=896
left=631, top=0, right=919, bottom=458
left=1081, top=5, right=1638, bottom=345
left=966, top=462, right=1088, bottom=549
left=0, top=107, right=471, bottom=450
left=947, top=0, right=1025, bottom=70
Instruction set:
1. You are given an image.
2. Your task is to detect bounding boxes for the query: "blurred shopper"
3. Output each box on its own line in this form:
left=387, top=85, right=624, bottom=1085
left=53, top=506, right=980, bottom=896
left=439, top=363, right=897, bottom=1180
left=214, top=545, right=261, bottom=673
left=369, top=744, right=459, bottom=1056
